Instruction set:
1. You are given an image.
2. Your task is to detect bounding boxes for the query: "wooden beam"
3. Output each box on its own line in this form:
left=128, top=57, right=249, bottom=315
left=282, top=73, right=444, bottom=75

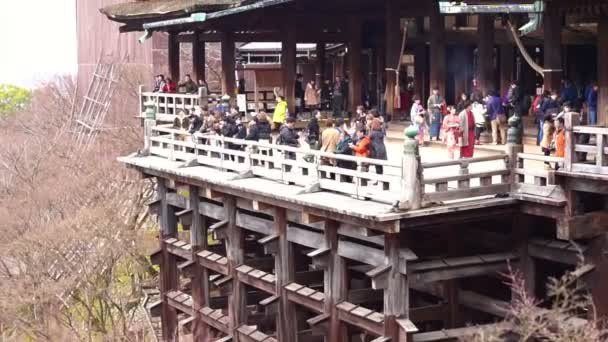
left=158, top=179, right=179, bottom=342
left=598, top=15, right=608, bottom=125
left=192, top=31, right=206, bottom=84
left=499, top=44, right=514, bottom=99
left=224, top=196, right=246, bottom=339
left=316, top=42, right=325, bottom=86
left=430, top=2, right=447, bottom=97
left=477, top=15, right=495, bottom=95
left=528, top=238, right=583, bottom=266
left=282, top=24, right=297, bottom=115
left=557, top=211, right=608, bottom=240
left=543, top=6, right=563, bottom=92
left=348, top=15, right=362, bottom=115
left=168, top=32, right=181, bottom=83
left=383, top=233, right=411, bottom=340
left=385, top=0, right=400, bottom=117
left=325, top=220, right=348, bottom=342
left=221, top=32, right=236, bottom=97
left=275, top=207, right=297, bottom=342
left=189, top=186, right=210, bottom=341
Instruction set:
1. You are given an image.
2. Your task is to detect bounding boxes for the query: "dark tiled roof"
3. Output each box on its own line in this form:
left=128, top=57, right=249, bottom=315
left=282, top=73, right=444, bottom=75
left=100, top=0, right=244, bottom=21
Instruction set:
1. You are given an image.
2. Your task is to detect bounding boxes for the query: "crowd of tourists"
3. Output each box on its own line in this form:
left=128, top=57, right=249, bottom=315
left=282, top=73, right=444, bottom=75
left=153, top=73, right=208, bottom=95
left=158, top=71, right=598, bottom=170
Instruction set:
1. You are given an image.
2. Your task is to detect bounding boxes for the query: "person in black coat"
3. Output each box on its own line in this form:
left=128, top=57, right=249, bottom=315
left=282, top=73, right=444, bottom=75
left=245, top=112, right=272, bottom=141
left=306, top=111, right=321, bottom=148
left=278, top=118, right=300, bottom=148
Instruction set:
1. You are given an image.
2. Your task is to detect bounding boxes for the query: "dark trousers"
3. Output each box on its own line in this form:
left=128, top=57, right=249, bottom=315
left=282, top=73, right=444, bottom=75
left=332, top=95, right=343, bottom=117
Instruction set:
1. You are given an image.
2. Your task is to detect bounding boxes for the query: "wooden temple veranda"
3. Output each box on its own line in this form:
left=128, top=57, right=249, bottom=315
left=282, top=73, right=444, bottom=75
left=102, top=1, right=608, bottom=341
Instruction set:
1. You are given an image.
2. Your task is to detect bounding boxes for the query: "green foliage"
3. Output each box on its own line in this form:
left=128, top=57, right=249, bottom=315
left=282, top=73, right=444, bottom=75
left=0, top=84, right=31, bottom=115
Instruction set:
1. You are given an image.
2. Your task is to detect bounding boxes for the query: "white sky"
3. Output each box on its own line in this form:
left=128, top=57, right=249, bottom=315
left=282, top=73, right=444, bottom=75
left=0, top=0, right=77, bottom=88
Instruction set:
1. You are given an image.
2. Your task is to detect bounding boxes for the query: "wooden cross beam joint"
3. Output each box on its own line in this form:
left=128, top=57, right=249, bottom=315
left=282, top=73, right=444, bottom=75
left=210, top=220, right=229, bottom=240
left=366, top=264, right=393, bottom=290
left=306, top=313, right=330, bottom=334
left=178, top=260, right=196, bottom=278
left=258, top=234, right=279, bottom=255
left=175, top=208, right=193, bottom=227
left=307, top=247, right=331, bottom=270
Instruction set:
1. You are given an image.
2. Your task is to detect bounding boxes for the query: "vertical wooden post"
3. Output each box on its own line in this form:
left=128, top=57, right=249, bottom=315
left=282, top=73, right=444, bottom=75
left=430, top=3, right=447, bottom=97
left=324, top=220, right=348, bottom=342
left=189, top=186, right=209, bottom=342
left=384, top=232, right=409, bottom=341
left=274, top=207, right=297, bottom=342
left=414, top=44, right=428, bottom=104
left=168, top=32, right=181, bottom=83
left=413, top=17, right=427, bottom=102
left=400, top=130, right=422, bottom=210
left=511, top=214, right=535, bottom=299
left=224, top=196, right=245, bottom=339
left=500, top=45, right=514, bottom=98
left=384, top=0, right=400, bottom=118
left=159, top=179, right=179, bottom=342
left=192, top=32, right=206, bottom=85
left=376, top=43, right=386, bottom=112
left=564, top=112, right=580, bottom=172
left=477, top=15, right=495, bottom=95
left=349, top=16, right=363, bottom=115
left=598, top=16, right=608, bottom=125
left=282, top=25, right=297, bottom=115
left=221, top=32, right=236, bottom=97
left=453, top=46, right=469, bottom=103
left=543, top=8, right=562, bottom=93
left=316, top=42, right=326, bottom=86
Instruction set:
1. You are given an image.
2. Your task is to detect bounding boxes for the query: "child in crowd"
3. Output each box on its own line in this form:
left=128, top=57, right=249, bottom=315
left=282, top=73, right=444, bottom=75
left=553, top=117, right=566, bottom=170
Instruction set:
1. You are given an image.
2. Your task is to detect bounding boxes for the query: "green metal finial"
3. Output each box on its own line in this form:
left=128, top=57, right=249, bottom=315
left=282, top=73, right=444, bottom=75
left=404, top=125, right=418, bottom=139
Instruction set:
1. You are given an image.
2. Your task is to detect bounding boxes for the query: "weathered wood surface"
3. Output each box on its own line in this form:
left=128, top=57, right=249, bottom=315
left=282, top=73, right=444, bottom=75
left=274, top=206, right=297, bottom=342
left=158, top=180, right=179, bottom=342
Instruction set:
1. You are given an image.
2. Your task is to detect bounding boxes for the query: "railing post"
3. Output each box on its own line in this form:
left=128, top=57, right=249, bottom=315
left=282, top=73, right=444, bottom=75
left=399, top=126, right=422, bottom=210
left=506, top=115, right=524, bottom=192
left=139, top=85, right=144, bottom=117
left=564, top=112, right=580, bottom=171
left=143, top=100, right=157, bottom=156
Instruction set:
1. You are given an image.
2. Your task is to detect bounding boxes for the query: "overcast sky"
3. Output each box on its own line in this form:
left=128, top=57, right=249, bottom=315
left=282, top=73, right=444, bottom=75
left=0, top=0, right=77, bottom=88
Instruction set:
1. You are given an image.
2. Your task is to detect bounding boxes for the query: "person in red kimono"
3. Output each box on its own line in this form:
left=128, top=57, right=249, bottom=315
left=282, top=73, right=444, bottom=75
left=459, top=101, right=476, bottom=158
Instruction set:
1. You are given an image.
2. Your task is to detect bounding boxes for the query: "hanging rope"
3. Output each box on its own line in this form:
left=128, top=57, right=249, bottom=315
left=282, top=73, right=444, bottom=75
left=385, top=21, right=408, bottom=109
left=506, top=20, right=561, bottom=78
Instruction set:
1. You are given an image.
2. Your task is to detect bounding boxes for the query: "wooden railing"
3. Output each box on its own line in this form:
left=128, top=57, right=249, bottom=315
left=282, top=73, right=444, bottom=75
left=565, top=113, right=608, bottom=175
left=511, top=153, right=567, bottom=204
left=139, top=85, right=219, bottom=122
left=146, top=125, right=515, bottom=208
left=421, top=155, right=511, bottom=203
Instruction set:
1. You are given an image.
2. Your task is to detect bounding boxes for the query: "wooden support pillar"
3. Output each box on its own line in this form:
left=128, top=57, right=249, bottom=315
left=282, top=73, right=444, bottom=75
left=385, top=0, right=400, bottom=118
left=282, top=24, right=297, bottom=115
left=325, top=220, right=348, bottom=342
left=414, top=44, right=428, bottom=105
left=159, top=179, right=179, bottom=342
left=192, top=32, right=206, bottom=84
left=511, top=214, right=535, bottom=299
left=443, top=279, right=461, bottom=328
left=500, top=45, right=514, bottom=98
left=221, top=32, right=236, bottom=97
left=376, top=44, right=386, bottom=112
left=453, top=46, right=469, bottom=103
left=430, top=4, right=447, bottom=97
left=189, top=186, right=209, bottom=342
left=384, top=232, right=410, bottom=341
left=349, top=16, right=363, bottom=115
left=168, top=32, right=181, bottom=83
left=413, top=17, right=427, bottom=103
left=477, top=15, right=495, bottom=95
left=225, top=196, right=246, bottom=340
left=598, top=16, right=608, bottom=125
left=316, top=42, right=326, bottom=86
left=274, top=207, right=297, bottom=342
left=543, top=8, right=562, bottom=93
